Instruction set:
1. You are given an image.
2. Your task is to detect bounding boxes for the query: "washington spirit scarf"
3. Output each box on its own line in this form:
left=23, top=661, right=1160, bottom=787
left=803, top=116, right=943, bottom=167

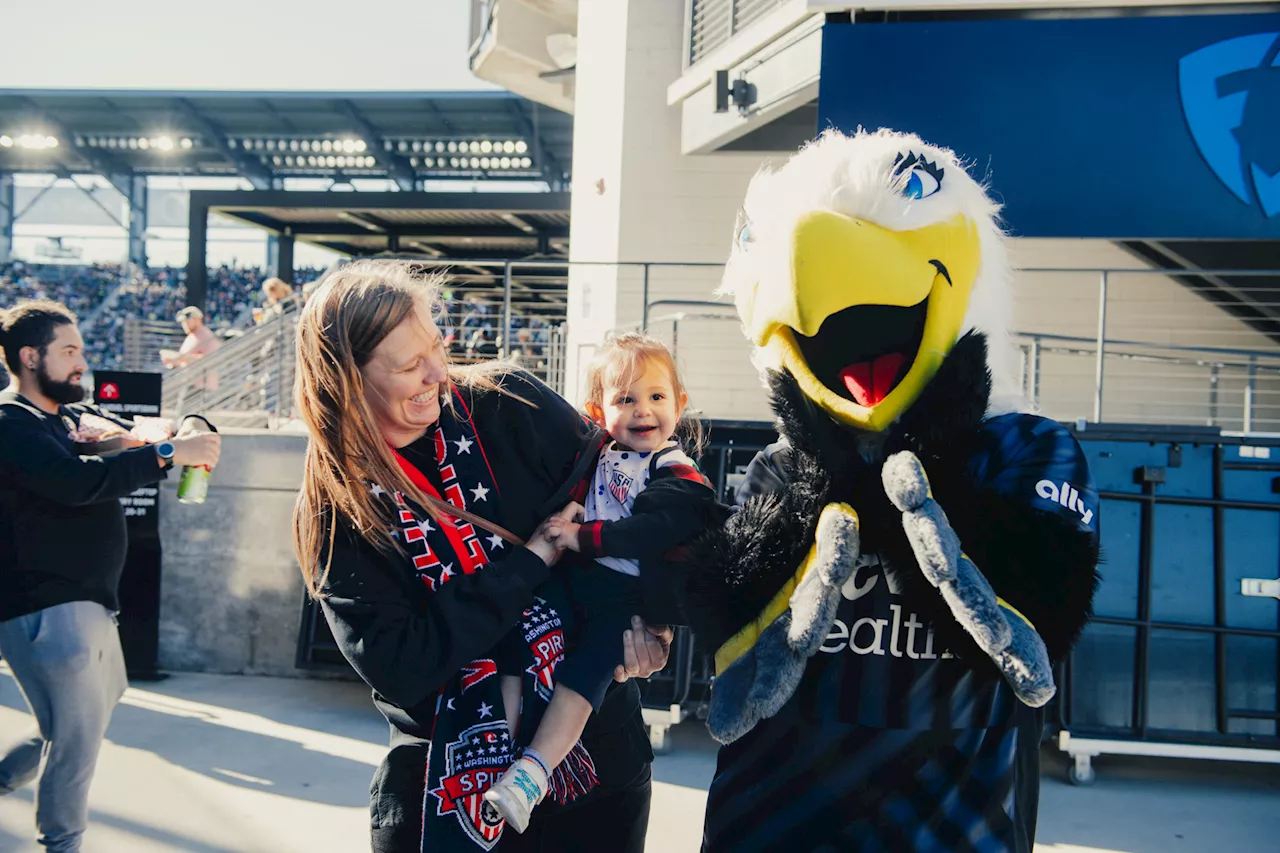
left=378, top=389, right=599, bottom=852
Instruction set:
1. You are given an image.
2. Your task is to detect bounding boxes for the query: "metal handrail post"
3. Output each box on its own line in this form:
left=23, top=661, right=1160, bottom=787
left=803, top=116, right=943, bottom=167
left=641, top=263, right=651, bottom=331
left=501, top=262, right=513, bottom=359
left=1093, top=271, right=1108, bottom=423
left=275, top=312, right=286, bottom=419
left=1030, top=335, right=1042, bottom=409
left=1245, top=355, right=1257, bottom=433
left=1208, top=363, right=1220, bottom=428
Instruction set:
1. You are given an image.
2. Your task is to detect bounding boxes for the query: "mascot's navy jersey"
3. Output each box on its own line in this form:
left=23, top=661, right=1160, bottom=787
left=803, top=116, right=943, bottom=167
left=702, top=413, right=1097, bottom=853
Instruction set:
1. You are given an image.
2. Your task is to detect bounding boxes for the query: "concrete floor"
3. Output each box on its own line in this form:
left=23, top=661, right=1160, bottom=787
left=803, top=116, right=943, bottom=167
left=2, top=666, right=1277, bottom=853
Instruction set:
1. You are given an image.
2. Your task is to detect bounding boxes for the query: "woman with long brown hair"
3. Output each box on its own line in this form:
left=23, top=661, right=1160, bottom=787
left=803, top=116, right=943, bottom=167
left=292, top=260, right=669, bottom=853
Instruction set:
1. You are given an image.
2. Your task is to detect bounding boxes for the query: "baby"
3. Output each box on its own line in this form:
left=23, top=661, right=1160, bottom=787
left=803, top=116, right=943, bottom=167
left=485, top=333, right=724, bottom=831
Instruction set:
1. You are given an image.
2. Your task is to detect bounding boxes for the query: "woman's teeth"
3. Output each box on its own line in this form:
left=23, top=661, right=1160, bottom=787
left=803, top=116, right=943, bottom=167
left=410, top=392, right=435, bottom=403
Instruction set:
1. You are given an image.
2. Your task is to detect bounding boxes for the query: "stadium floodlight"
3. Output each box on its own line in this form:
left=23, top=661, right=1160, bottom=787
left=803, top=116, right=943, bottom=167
left=13, top=134, right=58, bottom=150
left=480, top=140, right=493, bottom=154
left=0, top=136, right=11, bottom=147
left=181, top=138, right=193, bottom=149
left=355, top=140, right=367, bottom=153
left=500, top=157, right=511, bottom=169
left=515, top=140, right=528, bottom=154
left=154, top=136, right=175, bottom=151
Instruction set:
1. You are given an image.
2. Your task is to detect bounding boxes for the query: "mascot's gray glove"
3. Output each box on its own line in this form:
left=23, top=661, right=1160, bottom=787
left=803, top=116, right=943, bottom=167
left=707, top=503, right=861, bottom=744
left=881, top=451, right=1055, bottom=708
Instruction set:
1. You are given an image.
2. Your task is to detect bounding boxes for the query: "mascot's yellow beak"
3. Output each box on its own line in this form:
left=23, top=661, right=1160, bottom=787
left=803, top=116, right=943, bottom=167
left=745, top=211, right=981, bottom=431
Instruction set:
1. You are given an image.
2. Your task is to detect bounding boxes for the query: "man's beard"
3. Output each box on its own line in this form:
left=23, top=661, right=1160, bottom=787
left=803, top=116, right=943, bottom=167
left=35, top=358, right=86, bottom=405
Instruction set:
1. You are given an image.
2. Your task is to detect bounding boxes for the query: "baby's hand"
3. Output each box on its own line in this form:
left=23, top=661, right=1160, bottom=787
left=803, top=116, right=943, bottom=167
left=545, top=519, right=582, bottom=553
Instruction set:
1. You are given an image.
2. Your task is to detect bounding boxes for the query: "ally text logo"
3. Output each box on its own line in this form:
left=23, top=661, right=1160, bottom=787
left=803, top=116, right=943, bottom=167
left=1179, top=32, right=1280, bottom=217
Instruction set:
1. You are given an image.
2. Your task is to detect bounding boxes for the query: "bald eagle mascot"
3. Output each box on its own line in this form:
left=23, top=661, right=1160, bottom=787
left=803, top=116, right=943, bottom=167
left=683, top=129, right=1101, bottom=853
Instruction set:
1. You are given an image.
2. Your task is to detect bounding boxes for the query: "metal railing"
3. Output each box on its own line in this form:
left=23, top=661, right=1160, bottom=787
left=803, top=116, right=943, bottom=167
left=128, top=259, right=1280, bottom=434
left=123, top=319, right=185, bottom=373
left=160, top=307, right=300, bottom=428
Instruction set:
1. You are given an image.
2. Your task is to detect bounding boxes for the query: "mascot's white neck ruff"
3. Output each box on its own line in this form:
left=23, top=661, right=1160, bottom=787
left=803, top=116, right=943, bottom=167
left=720, top=128, right=1027, bottom=420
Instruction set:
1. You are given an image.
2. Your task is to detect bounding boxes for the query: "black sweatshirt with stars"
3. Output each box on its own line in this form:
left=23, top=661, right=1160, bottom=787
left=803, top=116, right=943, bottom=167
left=316, top=372, right=653, bottom=827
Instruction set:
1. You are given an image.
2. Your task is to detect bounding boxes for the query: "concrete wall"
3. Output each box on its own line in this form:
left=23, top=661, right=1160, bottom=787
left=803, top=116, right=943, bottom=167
left=564, top=0, right=771, bottom=412
left=157, top=430, right=316, bottom=677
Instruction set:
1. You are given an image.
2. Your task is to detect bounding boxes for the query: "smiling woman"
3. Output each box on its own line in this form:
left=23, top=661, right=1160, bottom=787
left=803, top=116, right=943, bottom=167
left=290, top=260, right=669, bottom=853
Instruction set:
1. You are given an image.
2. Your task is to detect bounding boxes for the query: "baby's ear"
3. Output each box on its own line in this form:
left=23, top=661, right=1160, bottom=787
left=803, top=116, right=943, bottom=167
left=678, top=391, right=689, bottom=413
left=585, top=401, right=606, bottom=426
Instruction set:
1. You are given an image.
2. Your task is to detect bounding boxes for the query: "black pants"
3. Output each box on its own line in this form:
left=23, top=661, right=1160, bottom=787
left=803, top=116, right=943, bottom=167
left=500, top=764, right=651, bottom=853
left=369, top=761, right=651, bottom=853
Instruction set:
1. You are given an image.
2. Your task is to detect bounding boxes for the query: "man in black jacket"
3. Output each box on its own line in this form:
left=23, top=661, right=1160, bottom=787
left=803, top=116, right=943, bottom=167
left=0, top=300, right=220, bottom=853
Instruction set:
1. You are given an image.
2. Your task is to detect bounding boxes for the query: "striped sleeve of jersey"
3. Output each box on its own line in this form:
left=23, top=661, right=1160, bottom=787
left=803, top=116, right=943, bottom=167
left=576, top=467, right=719, bottom=561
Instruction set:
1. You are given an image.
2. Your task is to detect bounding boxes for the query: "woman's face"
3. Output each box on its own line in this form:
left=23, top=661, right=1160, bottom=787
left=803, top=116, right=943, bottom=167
left=361, top=298, right=449, bottom=447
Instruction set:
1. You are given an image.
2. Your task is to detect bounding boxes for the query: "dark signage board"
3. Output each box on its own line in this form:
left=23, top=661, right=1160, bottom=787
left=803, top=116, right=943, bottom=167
left=93, top=371, right=164, bottom=678
left=819, top=14, right=1280, bottom=239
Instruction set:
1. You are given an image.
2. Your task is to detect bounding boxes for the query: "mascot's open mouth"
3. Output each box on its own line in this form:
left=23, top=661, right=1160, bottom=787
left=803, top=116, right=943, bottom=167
left=793, top=299, right=928, bottom=407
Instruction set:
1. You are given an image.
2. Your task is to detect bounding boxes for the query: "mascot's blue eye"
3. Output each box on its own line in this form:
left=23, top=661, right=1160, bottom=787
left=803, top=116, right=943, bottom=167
left=737, top=221, right=754, bottom=250
left=893, top=152, right=945, bottom=200
left=903, top=167, right=941, bottom=200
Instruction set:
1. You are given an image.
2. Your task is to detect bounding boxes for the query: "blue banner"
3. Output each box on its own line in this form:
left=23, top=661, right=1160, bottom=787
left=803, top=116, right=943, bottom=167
left=819, top=14, right=1280, bottom=239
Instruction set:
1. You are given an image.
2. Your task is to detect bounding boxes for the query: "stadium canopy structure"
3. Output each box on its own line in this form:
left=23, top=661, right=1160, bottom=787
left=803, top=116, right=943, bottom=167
left=0, top=89, right=572, bottom=267
left=185, top=189, right=570, bottom=311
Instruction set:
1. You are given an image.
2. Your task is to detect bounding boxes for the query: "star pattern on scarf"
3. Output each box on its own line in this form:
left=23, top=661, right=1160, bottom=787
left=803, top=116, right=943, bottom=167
left=478, top=701, right=494, bottom=719
left=454, top=436, right=474, bottom=454
left=486, top=533, right=505, bottom=550
left=470, top=483, right=490, bottom=502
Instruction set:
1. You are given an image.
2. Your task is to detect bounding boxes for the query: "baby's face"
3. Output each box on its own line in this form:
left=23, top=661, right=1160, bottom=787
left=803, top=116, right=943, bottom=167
left=598, top=360, right=685, bottom=453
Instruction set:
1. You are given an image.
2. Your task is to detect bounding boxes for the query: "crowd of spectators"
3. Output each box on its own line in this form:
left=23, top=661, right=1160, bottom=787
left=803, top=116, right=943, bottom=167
left=0, top=262, right=324, bottom=372
left=1, top=262, right=564, bottom=383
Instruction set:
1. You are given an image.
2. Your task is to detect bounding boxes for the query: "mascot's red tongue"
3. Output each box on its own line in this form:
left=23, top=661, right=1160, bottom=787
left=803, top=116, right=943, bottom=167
left=839, top=353, right=906, bottom=407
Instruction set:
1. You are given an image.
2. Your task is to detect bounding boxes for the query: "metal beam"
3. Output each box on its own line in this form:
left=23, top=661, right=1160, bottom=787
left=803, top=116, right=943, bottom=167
left=0, top=172, right=12, bottom=264
left=507, top=100, right=565, bottom=187
left=338, top=100, right=416, bottom=192
left=288, top=223, right=568, bottom=240
left=186, top=197, right=208, bottom=310
left=277, top=232, right=295, bottom=284
left=127, top=175, right=147, bottom=269
left=175, top=99, right=273, bottom=190
left=196, top=189, right=570, bottom=212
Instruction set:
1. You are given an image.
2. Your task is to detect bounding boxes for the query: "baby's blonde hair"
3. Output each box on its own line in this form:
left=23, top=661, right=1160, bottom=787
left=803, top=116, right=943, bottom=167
left=583, top=332, right=703, bottom=453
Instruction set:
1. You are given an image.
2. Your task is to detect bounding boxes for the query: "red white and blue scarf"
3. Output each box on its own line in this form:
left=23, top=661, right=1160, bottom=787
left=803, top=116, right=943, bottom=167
left=379, top=389, right=599, bottom=851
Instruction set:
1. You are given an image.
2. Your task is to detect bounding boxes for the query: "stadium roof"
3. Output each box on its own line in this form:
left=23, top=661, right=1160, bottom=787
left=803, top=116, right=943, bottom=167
left=0, top=90, right=572, bottom=191
left=194, top=189, right=570, bottom=259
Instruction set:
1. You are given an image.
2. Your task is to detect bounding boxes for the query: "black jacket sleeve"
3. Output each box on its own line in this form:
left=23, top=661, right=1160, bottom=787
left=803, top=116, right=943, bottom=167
left=0, top=408, right=165, bottom=507
left=576, top=472, right=722, bottom=561
left=319, top=524, right=552, bottom=710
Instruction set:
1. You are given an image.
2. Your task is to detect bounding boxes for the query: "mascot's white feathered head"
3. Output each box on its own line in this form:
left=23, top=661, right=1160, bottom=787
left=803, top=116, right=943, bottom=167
left=721, top=128, right=1021, bottom=431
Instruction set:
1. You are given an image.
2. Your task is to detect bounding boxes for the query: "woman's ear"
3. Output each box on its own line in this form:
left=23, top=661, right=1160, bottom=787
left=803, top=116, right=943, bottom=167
left=585, top=401, right=606, bottom=426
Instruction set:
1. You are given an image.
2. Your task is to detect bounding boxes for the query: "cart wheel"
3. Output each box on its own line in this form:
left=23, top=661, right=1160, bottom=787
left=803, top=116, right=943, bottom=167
left=1068, top=758, right=1095, bottom=786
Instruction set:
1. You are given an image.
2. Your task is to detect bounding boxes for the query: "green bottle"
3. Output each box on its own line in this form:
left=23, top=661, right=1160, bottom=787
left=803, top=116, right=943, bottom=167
left=175, top=415, right=217, bottom=505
